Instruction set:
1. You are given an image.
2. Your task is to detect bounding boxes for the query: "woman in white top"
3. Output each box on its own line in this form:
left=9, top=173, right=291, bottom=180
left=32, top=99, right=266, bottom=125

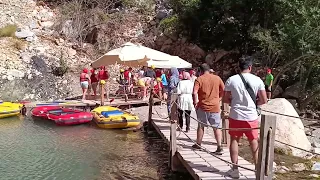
left=176, top=71, right=195, bottom=132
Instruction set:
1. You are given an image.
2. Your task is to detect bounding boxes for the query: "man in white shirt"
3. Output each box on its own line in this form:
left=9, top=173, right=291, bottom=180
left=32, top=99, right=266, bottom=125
left=223, top=56, right=267, bottom=178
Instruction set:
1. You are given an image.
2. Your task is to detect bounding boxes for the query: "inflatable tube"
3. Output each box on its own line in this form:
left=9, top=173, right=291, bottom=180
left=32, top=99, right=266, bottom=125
left=31, top=106, right=61, bottom=118
left=0, top=102, right=23, bottom=119
left=92, top=106, right=140, bottom=129
left=47, top=109, right=93, bottom=126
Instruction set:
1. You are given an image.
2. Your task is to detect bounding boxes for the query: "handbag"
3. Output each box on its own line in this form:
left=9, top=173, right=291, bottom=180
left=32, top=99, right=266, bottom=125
left=238, top=73, right=261, bottom=116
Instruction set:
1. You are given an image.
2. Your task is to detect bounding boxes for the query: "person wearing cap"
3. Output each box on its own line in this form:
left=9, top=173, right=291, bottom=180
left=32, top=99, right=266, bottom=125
left=265, top=68, right=273, bottom=100
left=80, top=68, right=91, bottom=100
left=223, top=56, right=267, bottom=178
left=192, top=63, right=224, bottom=155
left=143, top=65, right=156, bottom=79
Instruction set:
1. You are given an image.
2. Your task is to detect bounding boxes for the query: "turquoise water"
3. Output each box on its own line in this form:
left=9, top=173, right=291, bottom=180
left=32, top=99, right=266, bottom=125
left=0, top=116, right=189, bottom=180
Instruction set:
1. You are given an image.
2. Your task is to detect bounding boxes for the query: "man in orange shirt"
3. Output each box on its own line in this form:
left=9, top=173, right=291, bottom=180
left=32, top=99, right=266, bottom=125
left=192, top=63, right=225, bottom=155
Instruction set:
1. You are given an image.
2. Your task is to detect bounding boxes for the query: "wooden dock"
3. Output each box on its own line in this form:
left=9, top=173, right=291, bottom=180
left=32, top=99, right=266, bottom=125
left=151, top=112, right=256, bottom=180
left=23, top=97, right=161, bottom=108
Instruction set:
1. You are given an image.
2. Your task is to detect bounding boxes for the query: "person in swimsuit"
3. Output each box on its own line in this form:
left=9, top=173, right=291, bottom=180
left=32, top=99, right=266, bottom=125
left=80, top=68, right=91, bottom=100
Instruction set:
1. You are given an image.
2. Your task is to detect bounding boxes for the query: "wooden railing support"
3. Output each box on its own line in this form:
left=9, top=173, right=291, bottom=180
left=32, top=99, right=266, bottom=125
left=169, top=94, right=179, bottom=171
left=147, top=82, right=154, bottom=132
left=221, top=103, right=230, bottom=148
left=100, top=82, right=105, bottom=106
left=257, top=115, right=276, bottom=180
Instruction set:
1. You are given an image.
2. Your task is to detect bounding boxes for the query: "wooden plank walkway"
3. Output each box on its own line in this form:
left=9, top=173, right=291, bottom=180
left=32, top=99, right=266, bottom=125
left=151, top=115, right=256, bottom=180
left=24, top=98, right=160, bottom=108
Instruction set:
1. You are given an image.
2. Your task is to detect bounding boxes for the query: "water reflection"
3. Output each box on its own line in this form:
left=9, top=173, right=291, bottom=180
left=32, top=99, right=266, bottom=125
left=0, top=116, right=191, bottom=180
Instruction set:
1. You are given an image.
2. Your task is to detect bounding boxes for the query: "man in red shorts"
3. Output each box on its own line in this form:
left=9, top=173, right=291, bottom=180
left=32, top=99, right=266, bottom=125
left=223, top=56, right=267, bottom=178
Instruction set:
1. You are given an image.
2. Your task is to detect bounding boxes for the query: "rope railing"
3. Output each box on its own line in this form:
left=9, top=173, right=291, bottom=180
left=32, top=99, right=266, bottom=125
left=274, top=140, right=320, bottom=156
left=260, top=108, right=319, bottom=122
left=174, top=120, right=257, bottom=174
left=151, top=102, right=257, bottom=176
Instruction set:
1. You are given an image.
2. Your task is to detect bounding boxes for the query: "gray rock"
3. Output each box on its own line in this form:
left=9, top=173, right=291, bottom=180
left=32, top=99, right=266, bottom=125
left=27, top=74, right=32, bottom=80
left=67, top=48, right=77, bottom=57
left=35, top=47, right=46, bottom=54
left=276, top=166, right=290, bottom=173
left=292, top=163, right=306, bottom=172
left=312, top=162, right=320, bottom=171
left=309, top=174, right=319, bottom=178
left=40, top=21, right=54, bottom=28
left=26, top=36, right=35, bottom=42
left=15, top=29, right=34, bottom=39
left=312, top=142, right=320, bottom=148
left=156, top=9, right=169, bottom=20
left=29, top=21, right=38, bottom=29
left=7, top=75, right=14, bottom=81
left=7, top=69, right=25, bottom=78
left=20, top=54, right=31, bottom=63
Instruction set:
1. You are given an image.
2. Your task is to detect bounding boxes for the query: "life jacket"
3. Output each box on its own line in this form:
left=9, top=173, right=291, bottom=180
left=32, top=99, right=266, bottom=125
left=155, top=69, right=161, bottom=78
left=90, top=69, right=98, bottom=82
left=124, top=70, right=130, bottom=80
left=80, top=73, right=88, bottom=82
left=98, top=70, right=109, bottom=80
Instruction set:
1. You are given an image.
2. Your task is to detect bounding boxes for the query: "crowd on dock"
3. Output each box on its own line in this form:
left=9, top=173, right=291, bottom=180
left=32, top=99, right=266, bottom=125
left=79, top=56, right=274, bottom=178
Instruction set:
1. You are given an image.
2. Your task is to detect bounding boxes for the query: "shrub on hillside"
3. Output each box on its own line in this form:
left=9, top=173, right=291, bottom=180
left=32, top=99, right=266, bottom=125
left=0, top=24, right=17, bottom=37
left=51, top=52, right=69, bottom=76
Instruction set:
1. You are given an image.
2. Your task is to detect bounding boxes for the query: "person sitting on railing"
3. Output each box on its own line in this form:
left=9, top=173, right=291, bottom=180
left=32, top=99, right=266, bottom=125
left=176, top=71, right=195, bottom=132
left=192, top=63, right=225, bottom=155
left=223, top=56, right=268, bottom=178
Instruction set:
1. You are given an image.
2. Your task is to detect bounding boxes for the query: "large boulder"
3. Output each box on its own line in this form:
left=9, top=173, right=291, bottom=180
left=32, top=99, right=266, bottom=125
left=261, top=98, right=312, bottom=157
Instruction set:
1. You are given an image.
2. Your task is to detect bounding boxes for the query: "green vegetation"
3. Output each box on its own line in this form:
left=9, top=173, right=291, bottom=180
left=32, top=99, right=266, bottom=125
left=0, top=24, right=17, bottom=37
left=165, top=0, right=320, bottom=112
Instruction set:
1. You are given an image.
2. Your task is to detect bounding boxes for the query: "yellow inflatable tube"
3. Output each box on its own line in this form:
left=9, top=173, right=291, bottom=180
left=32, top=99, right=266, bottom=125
left=0, top=102, right=23, bottom=119
left=92, top=106, right=140, bottom=129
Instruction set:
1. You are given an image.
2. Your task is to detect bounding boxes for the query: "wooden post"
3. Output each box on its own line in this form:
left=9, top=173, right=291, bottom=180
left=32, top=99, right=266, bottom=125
left=221, top=103, right=230, bottom=148
left=256, top=115, right=276, bottom=180
left=100, top=82, right=105, bottom=106
left=147, top=81, right=154, bottom=132
left=169, top=94, right=178, bottom=171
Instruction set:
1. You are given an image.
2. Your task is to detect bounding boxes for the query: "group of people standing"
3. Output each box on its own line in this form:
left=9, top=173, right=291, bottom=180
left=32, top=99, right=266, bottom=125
left=79, top=66, right=109, bottom=100
left=166, top=57, right=271, bottom=178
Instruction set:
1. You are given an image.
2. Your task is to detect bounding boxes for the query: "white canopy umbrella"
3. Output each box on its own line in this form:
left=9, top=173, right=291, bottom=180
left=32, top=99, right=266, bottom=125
left=91, top=42, right=174, bottom=68
left=147, top=56, right=192, bottom=69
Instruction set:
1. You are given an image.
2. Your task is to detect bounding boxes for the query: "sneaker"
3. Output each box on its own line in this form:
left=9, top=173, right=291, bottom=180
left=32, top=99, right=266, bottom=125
left=226, top=168, right=240, bottom=179
left=192, top=144, right=201, bottom=150
left=211, top=146, right=224, bottom=155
